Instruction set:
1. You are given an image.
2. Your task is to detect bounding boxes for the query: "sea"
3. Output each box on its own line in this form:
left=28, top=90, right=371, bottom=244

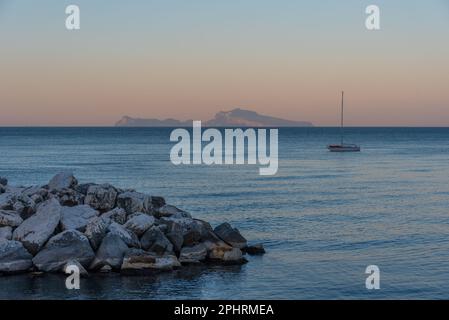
left=1, top=127, right=449, bottom=300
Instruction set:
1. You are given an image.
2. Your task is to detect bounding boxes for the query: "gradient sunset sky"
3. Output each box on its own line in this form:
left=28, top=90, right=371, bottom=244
left=0, top=0, right=448, bottom=126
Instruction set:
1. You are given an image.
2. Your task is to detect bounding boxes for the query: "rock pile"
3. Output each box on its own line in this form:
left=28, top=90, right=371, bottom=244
left=0, top=173, right=264, bottom=275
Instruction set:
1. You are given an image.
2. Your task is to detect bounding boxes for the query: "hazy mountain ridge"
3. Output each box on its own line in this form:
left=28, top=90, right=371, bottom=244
left=115, top=108, right=313, bottom=127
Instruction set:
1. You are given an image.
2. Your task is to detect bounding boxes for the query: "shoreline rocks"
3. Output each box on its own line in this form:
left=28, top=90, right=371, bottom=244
left=0, top=173, right=265, bottom=276
left=0, top=210, right=23, bottom=228
left=214, top=222, right=248, bottom=249
left=243, top=243, right=266, bottom=255
left=0, top=240, right=33, bottom=273
left=48, top=172, right=77, bottom=191
left=90, top=233, right=128, bottom=270
left=0, top=227, right=12, bottom=241
left=60, top=205, right=99, bottom=232
left=12, top=198, right=61, bottom=255
left=0, top=177, right=8, bottom=187
left=32, top=230, right=95, bottom=272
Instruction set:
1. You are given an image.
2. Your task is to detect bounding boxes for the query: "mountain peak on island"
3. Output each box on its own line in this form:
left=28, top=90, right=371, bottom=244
left=204, top=108, right=313, bottom=127
left=115, top=108, right=313, bottom=127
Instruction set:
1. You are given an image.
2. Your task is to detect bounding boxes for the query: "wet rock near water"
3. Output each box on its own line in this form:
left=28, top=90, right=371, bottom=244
left=89, top=233, right=128, bottom=270
left=179, top=243, right=207, bottom=264
left=0, top=177, right=8, bottom=187
left=214, top=222, right=248, bottom=249
left=0, top=240, right=33, bottom=273
left=32, top=230, right=95, bottom=272
left=0, top=173, right=265, bottom=276
left=243, top=243, right=266, bottom=255
left=64, top=260, right=89, bottom=277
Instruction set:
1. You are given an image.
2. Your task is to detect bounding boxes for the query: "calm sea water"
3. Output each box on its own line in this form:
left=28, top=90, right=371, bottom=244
left=1, top=127, right=449, bottom=300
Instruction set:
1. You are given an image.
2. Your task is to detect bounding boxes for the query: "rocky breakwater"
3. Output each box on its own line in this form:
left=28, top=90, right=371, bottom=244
left=0, top=173, right=265, bottom=275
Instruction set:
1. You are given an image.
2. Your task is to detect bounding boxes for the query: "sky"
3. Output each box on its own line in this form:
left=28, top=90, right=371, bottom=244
left=0, top=0, right=448, bottom=126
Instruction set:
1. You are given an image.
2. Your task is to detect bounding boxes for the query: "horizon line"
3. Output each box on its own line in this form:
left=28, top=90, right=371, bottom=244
left=1, top=125, right=449, bottom=128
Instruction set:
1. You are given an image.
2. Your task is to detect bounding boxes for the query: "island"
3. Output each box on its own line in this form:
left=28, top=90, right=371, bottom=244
left=115, top=108, right=313, bottom=127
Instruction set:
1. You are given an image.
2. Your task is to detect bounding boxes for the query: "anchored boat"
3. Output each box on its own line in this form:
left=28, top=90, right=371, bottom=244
left=327, top=91, right=361, bottom=152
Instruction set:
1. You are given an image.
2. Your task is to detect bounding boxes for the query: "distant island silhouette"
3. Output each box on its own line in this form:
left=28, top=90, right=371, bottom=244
left=115, top=108, right=313, bottom=127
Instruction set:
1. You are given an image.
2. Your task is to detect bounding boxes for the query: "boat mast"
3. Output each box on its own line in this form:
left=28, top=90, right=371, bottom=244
left=340, top=91, right=344, bottom=145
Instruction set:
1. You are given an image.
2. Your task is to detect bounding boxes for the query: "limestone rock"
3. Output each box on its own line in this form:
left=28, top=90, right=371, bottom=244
left=74, top=183, right=97, bottom=195
left=140, top=226, right=173, bottom=254
left=89, top=233, right=128, bottom=270
left=151, top=196, right=166, bottom=209
left=179, top=244, right=207, bottom=264
left=0, top=240, right=33, bottom=273
left=48, top=172, right=78, bottom=191
left=84, top=184, right=117, bottom=212
left=0, top=177, right=7, bottom=186
left=0, top=226, right=12, bottom=241
left=32, top=230, right=95, bottom=272
left=154, top=204, right=191, bottom=218
left=124, top=213, right=154, bottom=237
left=63, top=260, right=89, bottom=277
left=12, top=198, right=61, bottom=255
left=153, top=255, right=181, bottom=271
left=50, top=188, right=84, bottom=207
left=117, top=191, right=153, bottom=215
left=100, top=265, right=112, bottom=273
left=204, top=240, right=247, bottom=265
left=12, top=194, right=36, bottom=219
left=22, top=186, right=49, bottom=201
left=120, top=249, right=156, bottom=272
left=0, top=210, right=23, bottom=228
left=165, top=222, right=184, bottom=253
left=108, top=222, right=140, bottom=248
left=121, top=249, right=180, bottom=273
left=162, top=217, right=216, bottom=247
left=84, top=216, right=111, bottom=250
left=0, top=192, right=15, bottom=210
left=102, top=208, right=127, bottom=225
left=214, top=222, right=247, bottom=249
left=243, top=243, right=266, bottom=255
left=60, top=205, right=99, bottom=232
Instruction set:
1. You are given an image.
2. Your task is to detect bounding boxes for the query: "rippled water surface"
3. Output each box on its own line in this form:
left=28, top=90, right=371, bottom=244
left=1, top=127, right=449, bottom=299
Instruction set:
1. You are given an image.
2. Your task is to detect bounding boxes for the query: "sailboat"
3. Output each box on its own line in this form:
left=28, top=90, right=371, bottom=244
left=327, top=91, right=361, bottom=152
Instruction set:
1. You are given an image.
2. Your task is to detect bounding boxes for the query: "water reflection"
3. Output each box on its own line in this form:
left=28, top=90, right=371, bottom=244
left=0, top=265, right=244, bottom=300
